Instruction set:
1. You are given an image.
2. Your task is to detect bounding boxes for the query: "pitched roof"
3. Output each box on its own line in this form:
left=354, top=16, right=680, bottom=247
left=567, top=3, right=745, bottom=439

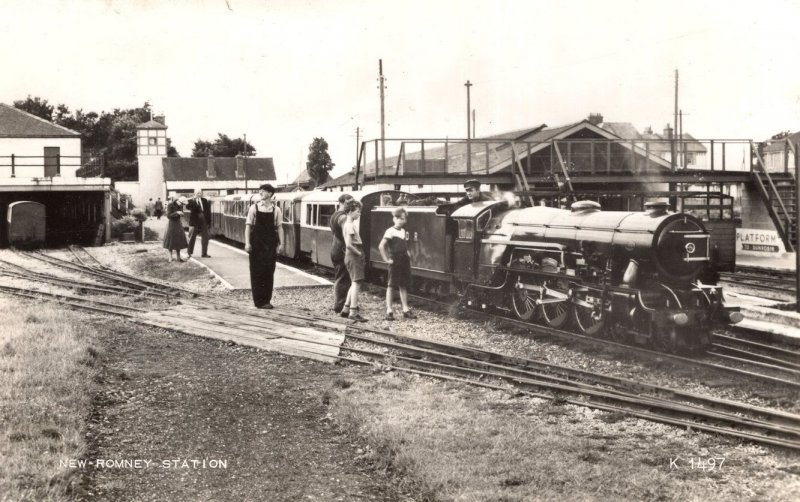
left=762, top=131, right=800, bottom=153
left=319, top=169, right=356, bottom=189
left=0, top=103, right=80, bottom=137
left=162, top=157, right=276, bottom=182
left=137, top=119, right=168, bottom=130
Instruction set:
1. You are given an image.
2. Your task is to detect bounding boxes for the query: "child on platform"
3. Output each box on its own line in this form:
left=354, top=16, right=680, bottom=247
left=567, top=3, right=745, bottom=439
left=379, top=207, right=416, bottom=320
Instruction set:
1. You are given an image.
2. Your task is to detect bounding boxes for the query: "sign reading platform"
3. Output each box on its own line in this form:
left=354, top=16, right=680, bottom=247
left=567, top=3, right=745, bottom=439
left=736, top=228, right=786, bottom=255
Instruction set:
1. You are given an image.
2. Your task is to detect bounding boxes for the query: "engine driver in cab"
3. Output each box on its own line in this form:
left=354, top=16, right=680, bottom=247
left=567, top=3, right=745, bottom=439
left=456, top=179, right=493, bottom=207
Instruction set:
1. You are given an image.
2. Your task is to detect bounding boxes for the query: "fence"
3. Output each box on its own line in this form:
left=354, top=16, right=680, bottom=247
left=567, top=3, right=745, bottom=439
left=356, top=138, right=760, bottom=179
left=0, top=153, right=104, bottom=178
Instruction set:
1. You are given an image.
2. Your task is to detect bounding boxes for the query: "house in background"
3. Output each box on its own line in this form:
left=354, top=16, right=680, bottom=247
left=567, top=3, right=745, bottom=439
left=761, top=131, right=800, bottom=173
left=162, top=155, right=276, bottom=199
left=0, top=103, right=83, bottom=178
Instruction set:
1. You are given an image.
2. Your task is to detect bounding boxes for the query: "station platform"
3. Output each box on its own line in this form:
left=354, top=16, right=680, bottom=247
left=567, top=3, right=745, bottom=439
left=735, top=252, right=797, bottom=272
left=143, top=218, right=331, bottom=291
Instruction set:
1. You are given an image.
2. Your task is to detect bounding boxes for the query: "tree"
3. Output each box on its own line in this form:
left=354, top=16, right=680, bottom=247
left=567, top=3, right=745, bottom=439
left=306, top=137, right=334, bottom=188
left=191, top=133, right=256, bottom=157
left=14, top=96, right=54, bottom=121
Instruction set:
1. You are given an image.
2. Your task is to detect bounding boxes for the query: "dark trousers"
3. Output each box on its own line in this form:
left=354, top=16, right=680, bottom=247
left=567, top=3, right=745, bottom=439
left=250, top=245, right=277, bottom=307
left=188, top=216, right=209, bottom=256
left=332, top=254, right=351, bottom=312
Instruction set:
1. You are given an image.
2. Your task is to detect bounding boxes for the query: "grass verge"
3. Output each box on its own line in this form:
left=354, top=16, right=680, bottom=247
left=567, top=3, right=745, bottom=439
left=0, top=298, right=99, bottom=501
left=331, top=371, right=799, bottom=501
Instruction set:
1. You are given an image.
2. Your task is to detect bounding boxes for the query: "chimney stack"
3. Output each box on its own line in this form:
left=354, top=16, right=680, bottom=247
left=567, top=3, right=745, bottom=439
left=206, top=153, right=216, bottom=179
left=663, top=124, right=673, bottom=139
left=588, top=113, right=603, bottom=125
left=235, top=154, right=246, bottom=179
left=153, top=114, right=166, bottom=125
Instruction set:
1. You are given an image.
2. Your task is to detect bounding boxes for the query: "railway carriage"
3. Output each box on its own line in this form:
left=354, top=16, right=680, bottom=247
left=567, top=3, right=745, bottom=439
left=273, top=191, right=312, bottom=259
left=209, top=193, right=260, bottom=243
left=300, top=189, right=411, bottom=267
left=7, top=201, right=46, bottom=249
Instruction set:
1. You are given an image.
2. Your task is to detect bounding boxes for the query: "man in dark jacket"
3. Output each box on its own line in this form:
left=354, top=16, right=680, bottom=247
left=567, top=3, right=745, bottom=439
left=186, top=191, right=212, bottom=258
left=456, top=179, right=493, bottom=207
left=330, top=193, right=354, bottom=313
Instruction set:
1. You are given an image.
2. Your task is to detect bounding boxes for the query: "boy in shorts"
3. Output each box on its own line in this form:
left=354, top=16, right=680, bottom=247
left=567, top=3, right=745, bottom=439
left=378, top=207, right=416, bottom=320
left=342, top=200, right=367, bottom=322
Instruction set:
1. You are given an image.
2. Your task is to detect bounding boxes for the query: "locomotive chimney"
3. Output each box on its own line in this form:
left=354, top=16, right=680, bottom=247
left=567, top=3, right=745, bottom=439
left=644, top=201, right=669, bottom=216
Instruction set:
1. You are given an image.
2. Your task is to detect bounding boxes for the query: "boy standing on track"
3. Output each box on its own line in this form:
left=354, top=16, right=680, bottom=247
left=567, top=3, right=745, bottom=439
left=342, top=200, right=367, bottom=322
left=378, top=207, right=416, bottom=320
left=330, top=193, right=354, bottom=314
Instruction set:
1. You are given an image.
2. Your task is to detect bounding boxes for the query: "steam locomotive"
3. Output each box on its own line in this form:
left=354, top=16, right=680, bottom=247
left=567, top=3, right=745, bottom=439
left=209, top=191, right=742, bottom=353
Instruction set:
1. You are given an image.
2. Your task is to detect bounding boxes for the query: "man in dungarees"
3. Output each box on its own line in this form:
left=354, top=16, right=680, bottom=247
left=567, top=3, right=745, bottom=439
left=245, top=184, right=284, bottom=309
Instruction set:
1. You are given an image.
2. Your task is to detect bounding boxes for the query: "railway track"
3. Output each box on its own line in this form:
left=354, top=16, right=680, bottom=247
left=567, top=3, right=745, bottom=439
left=719, top=267, right=797, bottom=300
left=1, top=247, right=800, bottom=451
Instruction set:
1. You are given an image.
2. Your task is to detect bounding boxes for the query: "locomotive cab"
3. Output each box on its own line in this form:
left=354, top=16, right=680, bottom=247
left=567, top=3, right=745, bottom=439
left=450, top=200, right=506, bottom=283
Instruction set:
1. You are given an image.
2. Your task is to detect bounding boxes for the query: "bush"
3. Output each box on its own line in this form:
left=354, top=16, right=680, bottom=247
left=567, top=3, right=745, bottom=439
left=111, top=216, right=139, bottom=239
left=129, top=208, right=148, bottom=222
left=144, top=227, right=159, bottom=241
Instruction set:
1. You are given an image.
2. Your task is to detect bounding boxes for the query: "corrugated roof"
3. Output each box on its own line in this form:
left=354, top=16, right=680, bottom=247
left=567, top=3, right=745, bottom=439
left=162, top=157, right=276, bottom=182
left=0, top=103, right=80, bottom=137
left=137, top=119, right=168, bottom=130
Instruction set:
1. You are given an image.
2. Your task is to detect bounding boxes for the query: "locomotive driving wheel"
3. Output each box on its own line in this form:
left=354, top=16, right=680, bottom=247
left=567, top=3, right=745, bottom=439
left=540, top=279, right=570, bottom=329
left=572, top=294, right=605, bottom=337
left=510, top=275, right=540, bottom=321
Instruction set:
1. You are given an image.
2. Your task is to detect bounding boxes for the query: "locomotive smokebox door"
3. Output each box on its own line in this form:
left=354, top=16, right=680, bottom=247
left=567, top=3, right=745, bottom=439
left=450, top=201, right=500, bottom=282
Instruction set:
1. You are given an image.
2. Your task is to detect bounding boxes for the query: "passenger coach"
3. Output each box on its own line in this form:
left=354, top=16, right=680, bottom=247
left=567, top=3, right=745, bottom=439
left=300, top=189, right=411, bottom=267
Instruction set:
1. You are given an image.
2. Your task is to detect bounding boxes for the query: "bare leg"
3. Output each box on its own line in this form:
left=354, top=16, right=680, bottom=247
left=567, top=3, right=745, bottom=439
left=385, top=287, right=393, bottom=314
left=167, top=250, right=173, bottom=262
left=399, top=287, right=410, bottom=312
left=349, top=281, right=360, bottom=310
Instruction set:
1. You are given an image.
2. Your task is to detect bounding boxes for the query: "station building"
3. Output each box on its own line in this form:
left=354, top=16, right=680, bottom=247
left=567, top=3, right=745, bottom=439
left=0, top=103, right=111, bottom=246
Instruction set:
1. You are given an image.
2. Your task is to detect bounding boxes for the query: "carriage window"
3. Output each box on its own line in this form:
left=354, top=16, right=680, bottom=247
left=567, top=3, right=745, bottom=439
left=283, top=203, right=293, bottom=223
left=319, top=204, right=335, bottom=227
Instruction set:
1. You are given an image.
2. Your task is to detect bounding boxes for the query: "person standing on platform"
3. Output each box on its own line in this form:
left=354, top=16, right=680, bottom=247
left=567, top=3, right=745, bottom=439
left=186, top=190, right=211, bottom=258
left=163, top=196, right=189, bottom=262
left=154, top=197, right=164, bottom=219
left=342, top=200, right=367, bottom=322
left=245, top=184, right=284, bottom=309
left=379, top=207, right=416, bottom=320
left=330, top=193, right=354, bottom=314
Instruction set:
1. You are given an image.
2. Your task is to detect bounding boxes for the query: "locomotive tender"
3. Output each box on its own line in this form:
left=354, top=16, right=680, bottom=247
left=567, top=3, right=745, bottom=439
left=209, top=191, right=742, bottom=353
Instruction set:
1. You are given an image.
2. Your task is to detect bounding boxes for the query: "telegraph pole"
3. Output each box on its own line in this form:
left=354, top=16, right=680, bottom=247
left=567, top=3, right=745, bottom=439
left=472, top=109, right=476, bottom=138
left=355, top=126, right=360, bottom=169
left=379, top=60, right=386, bottom=173
left=243, top=133, right=248, bottom=193
left=672, top=69, right=678, bottom=170
left=465, top=80, right=472, bottom=173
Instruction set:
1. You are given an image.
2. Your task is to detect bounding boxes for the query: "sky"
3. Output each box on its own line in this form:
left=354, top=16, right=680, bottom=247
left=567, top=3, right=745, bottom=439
left=2, top=0, right=800, bottom=184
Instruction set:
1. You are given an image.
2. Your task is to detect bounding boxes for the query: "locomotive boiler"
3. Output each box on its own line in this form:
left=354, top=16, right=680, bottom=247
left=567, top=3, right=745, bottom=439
left=451, top=199, right=742, bottom=353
